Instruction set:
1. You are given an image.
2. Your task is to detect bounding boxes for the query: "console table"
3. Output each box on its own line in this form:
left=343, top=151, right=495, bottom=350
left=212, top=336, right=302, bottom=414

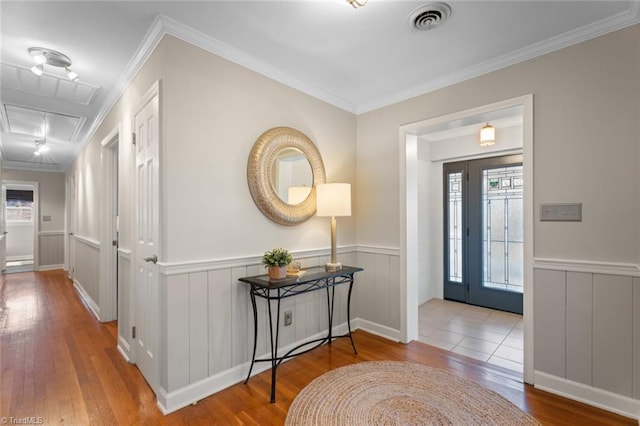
left=239, top=265, right=363, bottom=403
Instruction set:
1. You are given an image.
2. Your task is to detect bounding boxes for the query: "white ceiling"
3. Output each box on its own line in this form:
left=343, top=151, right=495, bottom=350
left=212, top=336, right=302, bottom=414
left=1, top=0, right=639, bottom=172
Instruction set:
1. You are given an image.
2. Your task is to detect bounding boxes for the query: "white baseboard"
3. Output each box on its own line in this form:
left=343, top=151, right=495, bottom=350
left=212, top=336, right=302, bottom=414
left=37, top=264, right=64, bottom=271
left=157, top=323, right=356, bottom=414
left=354, top=318, right=401, bottom=342
left=534, top=371, right=640, bottom=420
left=117, top=336, right=132, bottom=363
left=73, top=279, right=101, bottom=321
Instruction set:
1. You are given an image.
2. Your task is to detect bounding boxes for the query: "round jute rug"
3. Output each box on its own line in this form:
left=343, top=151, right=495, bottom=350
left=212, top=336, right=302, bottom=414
left=285, top=361, right=540, bottom=425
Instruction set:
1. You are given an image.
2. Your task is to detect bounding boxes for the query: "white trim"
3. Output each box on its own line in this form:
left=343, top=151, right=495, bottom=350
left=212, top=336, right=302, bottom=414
left=118, top=248, right=132, bottom=259
left=73, top=234, right=101, bottom=250
left=356, top=245, right=400, bottom=256
left=158, top=245, right=358, bottom=276
left=534, top=258, right=640, bottom=277
left=117, top=336, right=132, bottom=364
left=99, top=123, right=121, bottom=323
left=73, top=278, right=101, bottom=321
left=38, top=230, right=65, bottom=236
left=353, top=318, right=401, bottom=342
left=37, top=264, right=64, bottom=272
left=534, top=371, right=640, bottom=421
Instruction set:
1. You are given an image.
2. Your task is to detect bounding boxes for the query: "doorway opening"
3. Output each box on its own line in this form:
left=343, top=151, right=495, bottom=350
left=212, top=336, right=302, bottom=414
left=444, top=155, right=524, bottom=314
left=400, top=95, right=534, bottom=382
left=3, top=182, right=39, bottom=274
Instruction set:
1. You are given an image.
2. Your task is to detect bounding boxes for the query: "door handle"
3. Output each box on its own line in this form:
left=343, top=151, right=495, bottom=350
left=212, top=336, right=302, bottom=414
left=143, top=255, right=158, bottom=264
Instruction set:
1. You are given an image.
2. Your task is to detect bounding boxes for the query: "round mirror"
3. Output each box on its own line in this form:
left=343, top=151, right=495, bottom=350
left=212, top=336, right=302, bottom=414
left=272, top=148, right=313, bottom=205
left=247, top=127, right=326, bottom=226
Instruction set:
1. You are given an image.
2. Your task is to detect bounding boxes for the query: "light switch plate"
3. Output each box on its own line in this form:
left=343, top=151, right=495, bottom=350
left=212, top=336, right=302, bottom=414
left=540, top=203, right=582, bottom=222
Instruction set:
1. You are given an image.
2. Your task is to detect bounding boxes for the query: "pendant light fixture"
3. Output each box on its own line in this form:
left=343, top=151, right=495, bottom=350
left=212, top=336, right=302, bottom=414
left=28, top=47, right=79, bottom=82
left=479, top=123, right=496, bottom=146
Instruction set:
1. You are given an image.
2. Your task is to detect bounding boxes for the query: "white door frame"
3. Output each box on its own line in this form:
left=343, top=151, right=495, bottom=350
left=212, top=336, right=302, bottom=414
left=398, top=94, right=535, bottom=384
left=99, top=124, right=121, bottom=322
left=3, top=180, right=39, bottom=270
left=66, top=173, right=77, bottom=279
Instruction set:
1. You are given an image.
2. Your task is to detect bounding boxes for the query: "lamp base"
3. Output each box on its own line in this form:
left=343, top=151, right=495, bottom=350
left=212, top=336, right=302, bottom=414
left=325, top=262, right=343, bottom=272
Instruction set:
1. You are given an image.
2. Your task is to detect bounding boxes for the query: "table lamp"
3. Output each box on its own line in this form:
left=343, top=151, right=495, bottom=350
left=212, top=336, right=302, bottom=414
left=316, top=183, right=351, bottom=272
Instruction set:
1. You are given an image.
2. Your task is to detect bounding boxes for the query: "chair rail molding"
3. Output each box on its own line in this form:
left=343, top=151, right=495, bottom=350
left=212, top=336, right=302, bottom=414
left=534, top=257, right=640, bottom=277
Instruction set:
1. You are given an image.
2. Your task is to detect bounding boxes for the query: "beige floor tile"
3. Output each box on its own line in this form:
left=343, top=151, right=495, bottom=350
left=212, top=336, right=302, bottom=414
left=418, top=299, right=524, bottom=375
left=419, top=336, right=457, bottom=351
left=493, top=345, right=523, bottom=363
left=456, top=336, right=500, bottom=355
left=487, top=355, right=524, bottom=373
left=451, top=345, right=491, bottom=362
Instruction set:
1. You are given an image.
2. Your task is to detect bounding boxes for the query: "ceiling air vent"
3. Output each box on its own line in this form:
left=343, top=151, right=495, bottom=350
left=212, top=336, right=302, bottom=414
left=409, top=2, right=452, bottom=31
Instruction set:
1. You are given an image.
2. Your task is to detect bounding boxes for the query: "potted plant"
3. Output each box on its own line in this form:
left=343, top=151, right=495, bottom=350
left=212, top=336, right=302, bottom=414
left=262, top=247, right=293, bottom=280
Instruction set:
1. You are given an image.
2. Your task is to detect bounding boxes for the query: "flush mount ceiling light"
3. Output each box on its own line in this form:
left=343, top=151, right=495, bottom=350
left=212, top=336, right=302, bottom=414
left=346, top=0, right=368, bottom=8
left=409, top=2, right=452, bottom=31
left=28, top=47, right=79, bottom=82
left=480, top=123, right=496, bottom=146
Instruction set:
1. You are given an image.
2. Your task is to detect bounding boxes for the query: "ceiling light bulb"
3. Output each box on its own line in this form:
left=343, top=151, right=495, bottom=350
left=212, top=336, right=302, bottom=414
left=31, top=64, right=44, bottom=76
left=33, top=54, right=47, bottom=64
left=66, top=67, right=79, bottom=82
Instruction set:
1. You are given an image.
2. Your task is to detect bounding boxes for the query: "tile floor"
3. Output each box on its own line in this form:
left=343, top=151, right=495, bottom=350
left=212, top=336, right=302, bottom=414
left=418, top=298, right=524, bottom=375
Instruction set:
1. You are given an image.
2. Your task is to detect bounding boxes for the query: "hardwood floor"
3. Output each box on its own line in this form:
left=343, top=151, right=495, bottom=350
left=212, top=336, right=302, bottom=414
left=0, top=269, right=635, bottom=425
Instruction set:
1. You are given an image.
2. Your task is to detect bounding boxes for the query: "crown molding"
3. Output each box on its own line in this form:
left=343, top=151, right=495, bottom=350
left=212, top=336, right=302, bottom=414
left=357, top=2, right=640, bottom=114
left=157, top=15, right=357, bottom=113
left=73, top=3, right=640, bottom=171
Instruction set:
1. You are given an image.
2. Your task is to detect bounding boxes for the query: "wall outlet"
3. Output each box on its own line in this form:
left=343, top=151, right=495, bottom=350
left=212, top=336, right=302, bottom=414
left=284, top=310, right=293, bottom=327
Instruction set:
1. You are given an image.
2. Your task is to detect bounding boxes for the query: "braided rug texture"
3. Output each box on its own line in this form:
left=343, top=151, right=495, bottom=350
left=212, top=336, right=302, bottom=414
left=285, top=361, right=540, bottom=426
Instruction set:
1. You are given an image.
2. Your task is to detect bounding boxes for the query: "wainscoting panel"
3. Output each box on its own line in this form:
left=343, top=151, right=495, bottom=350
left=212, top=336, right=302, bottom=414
left=38, top=231, right=64, bottom=267
left=533, top=269, right=566, bottom=378
left=355, top=250, right=401, bottom=332
left=158, top=248, right=401, bottom=412
left=566, top=272, right=592, bottom=386
left=72, top=236, right=101, bottom=318
left=593, top=274, right=633, bottom=397
left=534, top=261, right=640, bottom=418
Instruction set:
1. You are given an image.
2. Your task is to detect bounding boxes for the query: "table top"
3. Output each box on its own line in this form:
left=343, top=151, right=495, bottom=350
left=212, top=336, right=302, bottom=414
left=238, top=265, right=363, bottom=289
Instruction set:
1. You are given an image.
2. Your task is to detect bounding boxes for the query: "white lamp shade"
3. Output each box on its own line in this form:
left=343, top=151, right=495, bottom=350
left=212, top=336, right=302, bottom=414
left=287, top=186, right=311, bottom=204
left=480, top=124, right=496, bottom=146
left=316, top=183, right=351, bottom=217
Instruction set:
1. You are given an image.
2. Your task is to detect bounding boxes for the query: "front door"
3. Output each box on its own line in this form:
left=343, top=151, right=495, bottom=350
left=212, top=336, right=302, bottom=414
left=134, top=84, right=160, bottom=392
left=443, top=155, right=524, bottom=314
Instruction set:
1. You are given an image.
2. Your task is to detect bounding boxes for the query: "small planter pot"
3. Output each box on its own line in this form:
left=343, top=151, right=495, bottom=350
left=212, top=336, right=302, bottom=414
left=267, top=266, right=287, bottom=280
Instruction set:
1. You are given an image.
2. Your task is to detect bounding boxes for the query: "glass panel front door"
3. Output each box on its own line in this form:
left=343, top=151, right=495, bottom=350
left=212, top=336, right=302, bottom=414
left=443, top=155, right=524, bottom=314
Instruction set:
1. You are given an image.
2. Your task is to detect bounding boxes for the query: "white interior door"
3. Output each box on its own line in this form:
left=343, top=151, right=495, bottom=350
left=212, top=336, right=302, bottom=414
left=134, top=86, right=160, bottom=393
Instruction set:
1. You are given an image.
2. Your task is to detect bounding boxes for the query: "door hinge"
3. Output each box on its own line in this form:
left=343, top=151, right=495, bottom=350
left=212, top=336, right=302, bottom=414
left=132, top=133, right=136, bottom=145
left=112, top=240, right=118, bottom=247
left=466, top=228, right=469, bottom=236
left=132, top=326, right=136, bottom=339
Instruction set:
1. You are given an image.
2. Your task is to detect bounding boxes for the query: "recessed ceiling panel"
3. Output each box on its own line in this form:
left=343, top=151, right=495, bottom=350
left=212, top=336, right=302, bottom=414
left=5, top=104, right=82, bottom=141
left=1, top=63, right=100, bottom=106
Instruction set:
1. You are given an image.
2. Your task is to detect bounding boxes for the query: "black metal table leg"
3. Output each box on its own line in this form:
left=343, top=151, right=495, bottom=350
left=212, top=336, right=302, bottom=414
left=346, top=277, right=357, bottom=354
left=244, top=288, right=259, bottom=383
left=266, top=290, right=281, bottom=403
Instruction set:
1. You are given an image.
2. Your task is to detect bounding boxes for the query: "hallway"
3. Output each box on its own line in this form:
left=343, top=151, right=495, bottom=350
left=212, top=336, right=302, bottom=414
left=0, top=270, right=634, bottom=425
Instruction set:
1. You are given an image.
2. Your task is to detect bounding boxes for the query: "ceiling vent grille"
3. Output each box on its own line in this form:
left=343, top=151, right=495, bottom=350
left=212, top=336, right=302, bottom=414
left=409, top=2, right=452, bottom=31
